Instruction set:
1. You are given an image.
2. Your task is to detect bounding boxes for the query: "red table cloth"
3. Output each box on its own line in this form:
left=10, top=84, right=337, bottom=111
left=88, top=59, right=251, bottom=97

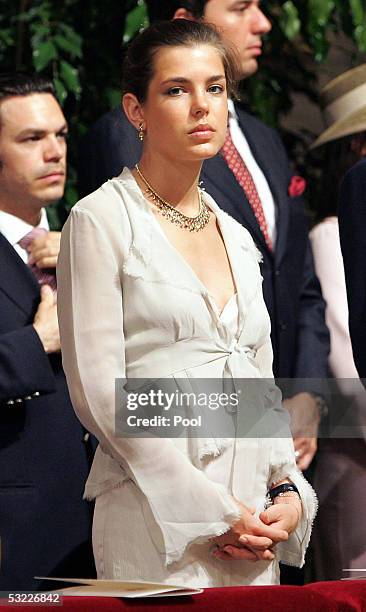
left=1, top=581, right=366, bottom=611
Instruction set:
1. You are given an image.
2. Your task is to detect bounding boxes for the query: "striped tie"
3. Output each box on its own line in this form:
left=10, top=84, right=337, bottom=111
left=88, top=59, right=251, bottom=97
left=18, top=228, right=57, bottom=291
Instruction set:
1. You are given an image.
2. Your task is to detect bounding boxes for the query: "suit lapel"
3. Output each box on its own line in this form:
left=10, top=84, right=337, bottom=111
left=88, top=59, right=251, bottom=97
left=0, top=232, right=40, bottom=315
left=201, top=154, right=268, bottom=252
left=236, top=107, right=290, bottom=263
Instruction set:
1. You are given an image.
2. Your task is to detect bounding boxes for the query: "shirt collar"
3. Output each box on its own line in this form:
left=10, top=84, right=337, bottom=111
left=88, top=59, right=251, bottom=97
left=227, top=99, right=238, bottom=121
left=0, top=208, right=49, bottom=247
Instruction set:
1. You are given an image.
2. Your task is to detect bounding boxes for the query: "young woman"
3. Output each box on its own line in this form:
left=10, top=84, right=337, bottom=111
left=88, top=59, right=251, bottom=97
left=57, top=20, right=316, bottom=587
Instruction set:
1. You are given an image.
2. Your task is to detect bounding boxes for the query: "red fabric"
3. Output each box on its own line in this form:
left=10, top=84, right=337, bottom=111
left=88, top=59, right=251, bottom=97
left=288, top=175, right=306, bottom=197
left=1, top=581, right=365, bottom=612
left=221, top=129, right=273, bottom=250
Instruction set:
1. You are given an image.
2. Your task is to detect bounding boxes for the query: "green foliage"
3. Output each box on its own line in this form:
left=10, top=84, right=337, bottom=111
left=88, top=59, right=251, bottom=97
left=253, top=1, right=366, bottom=218
left=349, top=0, right=366, bottom=50
left=252, top=0, right=366, bottom=129
left=18, top=3, right=82, bottom=96
left=0, top=0, right=365, bottom=225
left=279, top=2, right=301, bottom=40
left=123, top=0, right=148, bottom=43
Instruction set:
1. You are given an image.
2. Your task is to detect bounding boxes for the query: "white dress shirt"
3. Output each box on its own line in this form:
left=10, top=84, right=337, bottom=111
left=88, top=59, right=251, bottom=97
left=228, top=99, right=276, bottom=244
left=0, top=208, right=49, bottom=263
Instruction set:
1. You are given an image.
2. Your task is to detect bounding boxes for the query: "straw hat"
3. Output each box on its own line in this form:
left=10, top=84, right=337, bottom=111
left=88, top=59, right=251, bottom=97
left=311, top=63, right=366, bottom=149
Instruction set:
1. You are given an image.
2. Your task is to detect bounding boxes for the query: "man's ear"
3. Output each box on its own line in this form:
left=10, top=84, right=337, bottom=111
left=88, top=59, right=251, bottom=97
left=122, top=93, right=145, bottom=131
left=173, top=8, right=196, bottom=21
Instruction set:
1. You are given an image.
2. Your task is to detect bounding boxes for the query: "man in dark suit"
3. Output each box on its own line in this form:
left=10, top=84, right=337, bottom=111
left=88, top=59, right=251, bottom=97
left=78, top=0, right=329, bottom=473
left=339, top=158, right=366, bottom=381
left=0, top=73, right=94, bottom=591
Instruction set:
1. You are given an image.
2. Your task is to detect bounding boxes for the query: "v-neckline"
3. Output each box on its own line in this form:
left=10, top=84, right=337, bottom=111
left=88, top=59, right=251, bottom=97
left=152, top=216, right=237, bottom=317
left=218, top=292, right=238, bottom=322
left=126, top=168, right=240, bottom=317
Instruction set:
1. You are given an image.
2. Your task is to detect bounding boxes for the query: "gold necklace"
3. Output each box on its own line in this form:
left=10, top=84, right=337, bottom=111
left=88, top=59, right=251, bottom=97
left=135, top=164, right=210, bottom=233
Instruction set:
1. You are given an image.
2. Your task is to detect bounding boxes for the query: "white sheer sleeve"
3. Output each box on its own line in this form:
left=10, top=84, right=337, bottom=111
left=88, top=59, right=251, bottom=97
left=269, top=439, right=318, bottom=567
left=246, top=242, right=318, bottom=568
left=57, top=206, right=241, bottom=566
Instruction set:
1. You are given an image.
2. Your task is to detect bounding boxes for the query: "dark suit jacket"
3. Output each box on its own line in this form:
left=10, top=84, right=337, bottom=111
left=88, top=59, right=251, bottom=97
left=0, top=232, right=95, bottom=590
left=339, top=159, right=366, bottom=381
left=77, top=106, right=329, bottom=387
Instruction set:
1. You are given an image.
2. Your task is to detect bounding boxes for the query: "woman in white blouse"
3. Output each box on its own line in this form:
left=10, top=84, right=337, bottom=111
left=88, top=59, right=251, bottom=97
left=57, top=20, right=316, bottom=587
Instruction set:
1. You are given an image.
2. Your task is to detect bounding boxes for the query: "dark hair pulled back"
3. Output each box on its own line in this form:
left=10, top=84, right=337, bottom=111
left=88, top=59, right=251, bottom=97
left=122, top=19, right=239, bottom=104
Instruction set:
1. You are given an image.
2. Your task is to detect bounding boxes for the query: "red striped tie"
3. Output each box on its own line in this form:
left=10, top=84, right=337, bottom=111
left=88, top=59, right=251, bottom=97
left=18, top=228, right=57, bottom=291
left=221, top=129, right=272, bottom=250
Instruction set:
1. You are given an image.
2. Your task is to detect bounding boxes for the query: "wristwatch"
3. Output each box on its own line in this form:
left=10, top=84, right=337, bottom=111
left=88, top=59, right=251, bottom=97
left=264, top=482, right=300, bottom=509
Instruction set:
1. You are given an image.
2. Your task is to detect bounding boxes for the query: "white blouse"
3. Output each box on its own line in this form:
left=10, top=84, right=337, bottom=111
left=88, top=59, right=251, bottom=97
left=57, top=168, right=317, bottom=583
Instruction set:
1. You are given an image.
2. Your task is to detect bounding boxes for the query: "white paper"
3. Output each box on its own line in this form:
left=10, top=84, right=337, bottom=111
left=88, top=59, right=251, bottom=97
left=34, top=577, right=203, bottom=598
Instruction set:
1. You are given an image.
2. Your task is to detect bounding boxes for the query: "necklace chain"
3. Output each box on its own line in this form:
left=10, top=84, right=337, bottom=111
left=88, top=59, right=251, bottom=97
left=135, top=164, right=210, bottom=233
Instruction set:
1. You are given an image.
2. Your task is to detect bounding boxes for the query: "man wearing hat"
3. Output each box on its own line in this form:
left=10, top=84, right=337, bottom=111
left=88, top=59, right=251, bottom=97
left=310, top=63, right=366, bottom=580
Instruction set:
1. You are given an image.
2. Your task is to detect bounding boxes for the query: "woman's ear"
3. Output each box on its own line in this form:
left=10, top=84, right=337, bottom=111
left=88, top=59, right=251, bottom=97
left=173, top=8, right=195, bottom=20
left=122, top=93, right=145, bottom=131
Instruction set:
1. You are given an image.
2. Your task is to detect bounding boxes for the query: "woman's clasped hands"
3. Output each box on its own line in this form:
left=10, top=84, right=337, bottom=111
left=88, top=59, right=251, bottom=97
left=211, top=497, right=301, bottom=562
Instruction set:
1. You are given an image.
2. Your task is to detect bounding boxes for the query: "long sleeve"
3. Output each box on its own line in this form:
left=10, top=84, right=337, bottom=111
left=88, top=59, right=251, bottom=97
left=269, top=129, right=330, bottom=385
left=248, top=240, right=318, bottom=568
left=269, top=438, right=318, bottom=568
left=57, top=206, right=241, bottom=566
left=244, top=304, right=317, bottom=569
left=292, top=238, right=330, bottom=380
left=310, top=219, right=359, bottom=379
left=0, top=325, right=56, bottom=401
left=254, top=336, right=273, bottom=378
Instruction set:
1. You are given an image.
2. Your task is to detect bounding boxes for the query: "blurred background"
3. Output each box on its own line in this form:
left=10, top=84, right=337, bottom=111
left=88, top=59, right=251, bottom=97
left=1, top=0, right=365, bottom=226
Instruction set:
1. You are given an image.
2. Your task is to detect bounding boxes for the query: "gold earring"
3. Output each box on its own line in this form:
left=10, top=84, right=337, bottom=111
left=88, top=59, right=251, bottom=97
left=138, top=123, right=145, bottom=142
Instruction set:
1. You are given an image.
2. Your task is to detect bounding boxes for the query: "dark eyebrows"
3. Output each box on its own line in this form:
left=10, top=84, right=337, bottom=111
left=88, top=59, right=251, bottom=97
left=17, top=122, right=69, bottom=138
left=160, top=74, right=226, bottom=86
left=160, top=77, right=190, bottom=86
left=17, top=129, right=46, bottom=138
left=230, top=0, right=254, bottom=6
left=207, top=74, right=226, bottom=83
